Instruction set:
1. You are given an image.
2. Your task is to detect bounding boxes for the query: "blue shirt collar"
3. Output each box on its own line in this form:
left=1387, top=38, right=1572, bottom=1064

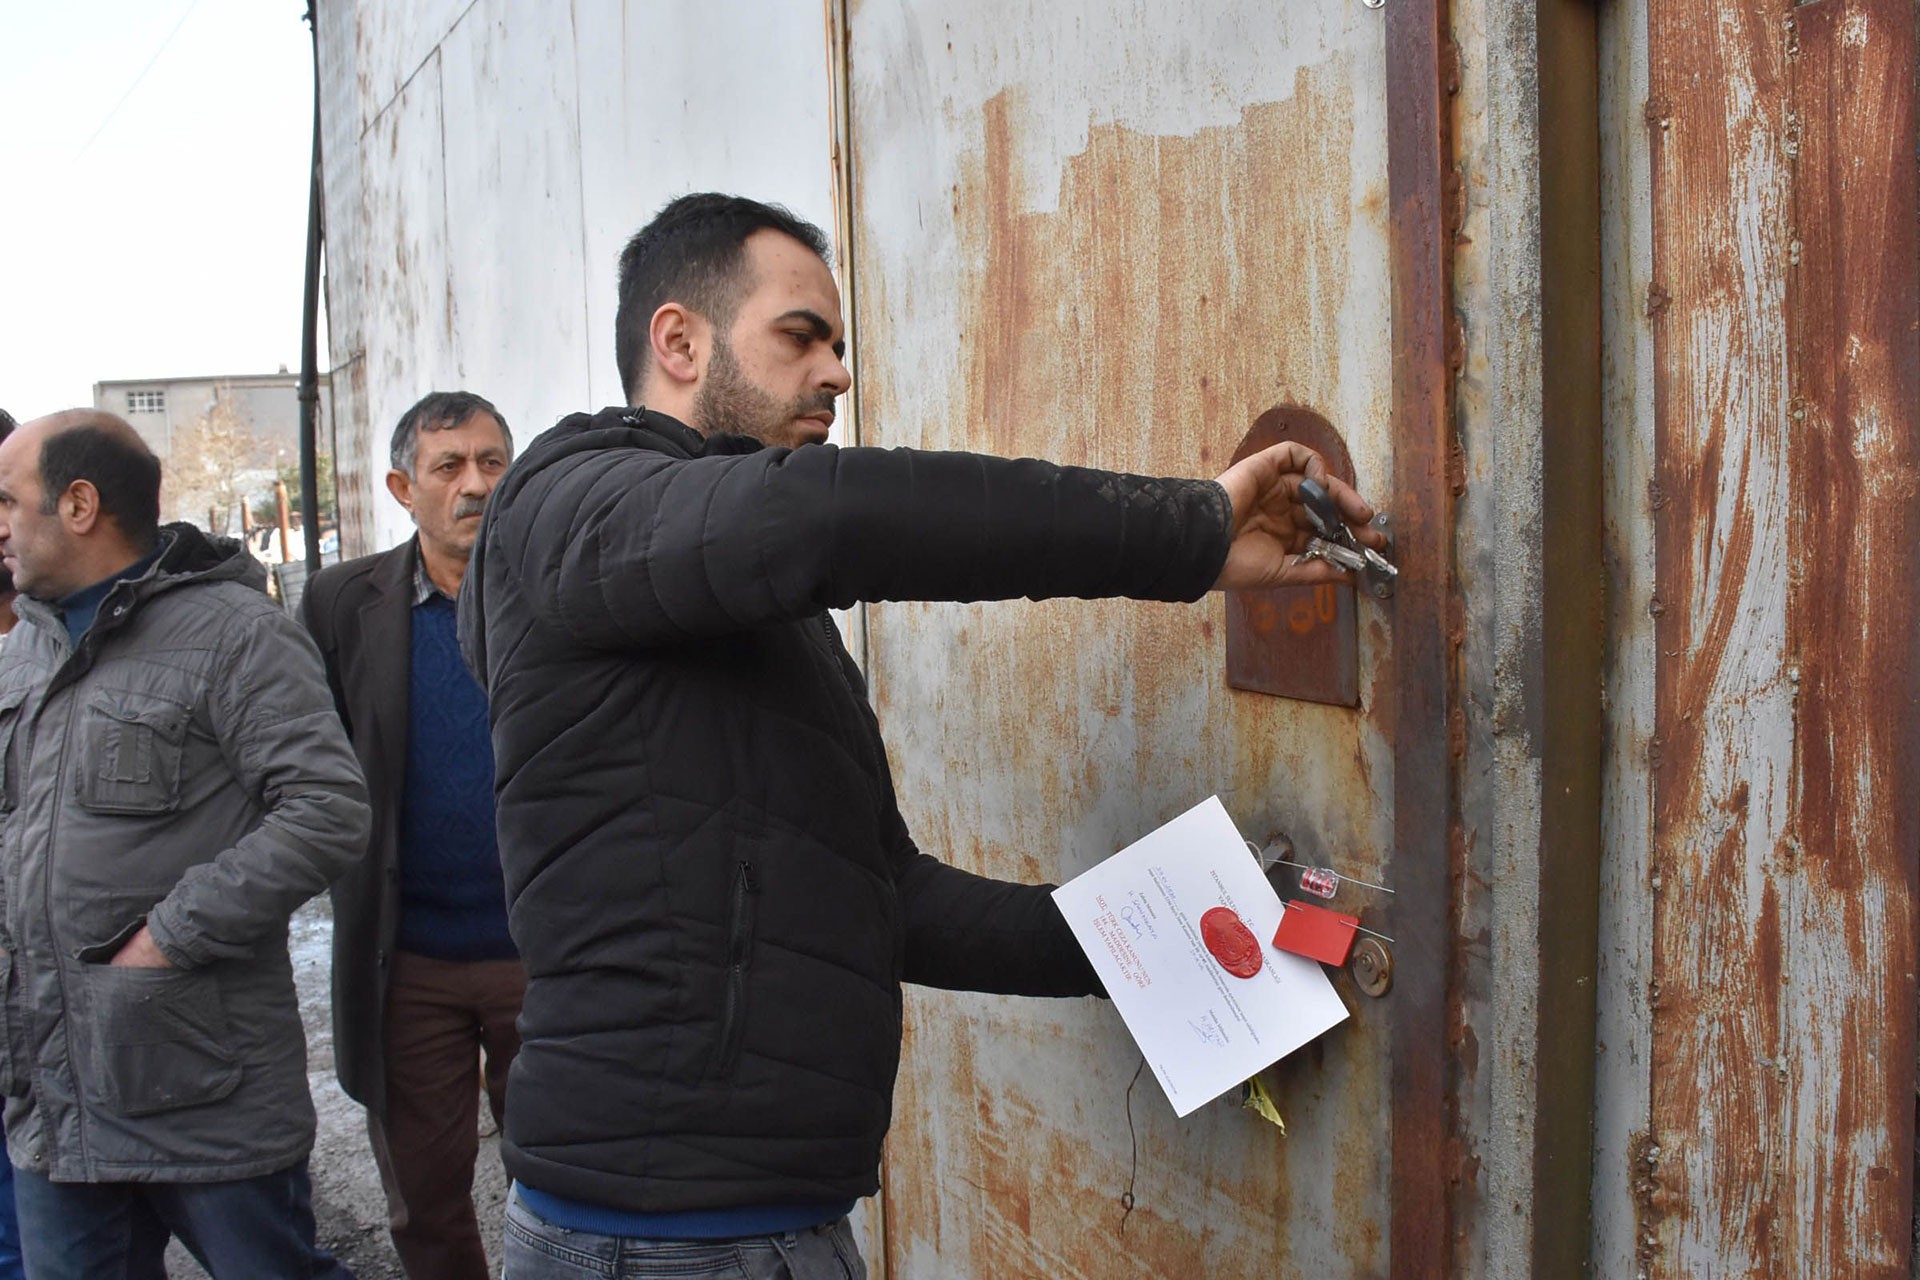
left=58, top=543, right=164, bottom=649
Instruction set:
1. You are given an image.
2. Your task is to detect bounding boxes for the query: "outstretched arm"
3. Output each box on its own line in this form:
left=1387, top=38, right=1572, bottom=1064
left=492, top=435, right=1236, bottom=650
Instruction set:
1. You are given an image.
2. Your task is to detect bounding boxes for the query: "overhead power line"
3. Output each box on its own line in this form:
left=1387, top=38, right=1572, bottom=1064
left=77, top=0, right=207, bottom=159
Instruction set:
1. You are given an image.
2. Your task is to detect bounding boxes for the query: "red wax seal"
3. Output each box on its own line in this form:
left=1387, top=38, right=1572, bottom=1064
left=1200, top=907, right=1264, bottom=978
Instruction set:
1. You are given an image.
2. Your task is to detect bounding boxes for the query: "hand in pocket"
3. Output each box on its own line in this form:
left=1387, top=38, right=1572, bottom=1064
left=108, top=924, right=172, bottom=969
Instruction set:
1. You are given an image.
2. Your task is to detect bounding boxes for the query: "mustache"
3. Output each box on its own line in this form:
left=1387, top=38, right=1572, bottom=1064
left=452, top=496, right=488, bottom=520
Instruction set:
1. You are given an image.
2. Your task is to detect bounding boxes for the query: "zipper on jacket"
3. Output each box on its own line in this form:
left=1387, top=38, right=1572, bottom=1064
left=713, top=859, right=759, bottom=1077
left=816, top=615, right=880, bottom=778
left=38, top=691, right=90, bottom=1173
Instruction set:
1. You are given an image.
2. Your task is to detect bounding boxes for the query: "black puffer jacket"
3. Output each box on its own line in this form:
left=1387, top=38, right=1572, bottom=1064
left=459, top=408, right=1231, bottom=1213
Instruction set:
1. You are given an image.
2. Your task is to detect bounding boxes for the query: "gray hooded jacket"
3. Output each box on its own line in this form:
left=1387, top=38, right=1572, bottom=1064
left=0, top=524, right=370, bottom=1182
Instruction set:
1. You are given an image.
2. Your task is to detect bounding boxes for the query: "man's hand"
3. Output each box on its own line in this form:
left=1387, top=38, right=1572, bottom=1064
left=1212, top=442, right=1387, bottom=591
left=109, top=924, right=174, bottom=969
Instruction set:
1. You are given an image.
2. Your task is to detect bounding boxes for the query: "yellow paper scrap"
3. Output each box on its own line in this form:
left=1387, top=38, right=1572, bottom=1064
left=1239, top=1074, right=1286, bottom=1133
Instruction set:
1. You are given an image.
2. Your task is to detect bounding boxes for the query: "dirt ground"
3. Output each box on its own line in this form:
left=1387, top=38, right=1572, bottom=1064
left=165, top=897, right=508, bottom=1279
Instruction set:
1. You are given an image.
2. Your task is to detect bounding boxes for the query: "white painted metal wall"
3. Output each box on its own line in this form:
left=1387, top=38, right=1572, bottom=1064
left=316, top=0, right=839, bottom=554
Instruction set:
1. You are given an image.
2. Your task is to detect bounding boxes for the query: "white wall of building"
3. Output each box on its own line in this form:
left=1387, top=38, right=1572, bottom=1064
left=317, top=0, right=839, bottom=554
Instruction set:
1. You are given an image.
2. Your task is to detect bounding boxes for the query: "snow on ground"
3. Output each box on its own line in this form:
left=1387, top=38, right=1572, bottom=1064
left=165, top=896, right=508, bottom=1278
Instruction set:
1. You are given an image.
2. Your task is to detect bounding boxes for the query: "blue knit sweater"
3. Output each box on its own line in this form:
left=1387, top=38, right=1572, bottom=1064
left=397, top=596, right=515, bottom=961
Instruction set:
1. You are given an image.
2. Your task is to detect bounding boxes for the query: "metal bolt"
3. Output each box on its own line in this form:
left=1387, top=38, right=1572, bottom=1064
left=1350, top=938, right=1394, bottom=997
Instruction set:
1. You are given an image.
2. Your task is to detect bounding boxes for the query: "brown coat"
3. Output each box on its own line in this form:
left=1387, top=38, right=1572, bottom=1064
left=301, top=539, right=415, bottom=1117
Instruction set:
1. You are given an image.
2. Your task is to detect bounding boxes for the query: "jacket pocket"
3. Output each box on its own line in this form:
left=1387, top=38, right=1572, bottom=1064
left=74, top=693, right=190, bottom=816
left=0, top=950, right=21, bottom=1097
left=82, top=964, right=242, bottom=1117
left=709, top=859, right=759, bottom=1079
left=0, top=685, right=30, bottom=814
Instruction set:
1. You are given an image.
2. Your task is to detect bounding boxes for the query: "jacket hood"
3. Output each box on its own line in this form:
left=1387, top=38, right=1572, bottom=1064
left=15, top=524, right=263, bottom=633
left=152, top=522, right=266, bottom=591
left=491, top=406, right=761, bottom=509
left=459, top=407, right=761, bottom=677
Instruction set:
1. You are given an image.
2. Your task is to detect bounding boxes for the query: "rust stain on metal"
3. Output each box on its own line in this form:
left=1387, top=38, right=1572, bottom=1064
left=1629, top=1129, right=1666, bottom=1277
left=1443, top=163, right=1467, bottom=242
left=1646, top=0, right=1919, bottom=1274
left=1783, top=0, right=1920, bottom=1268
left=857, top=52, right=1395, bottom=1277
left=1223, top=406, right=1361, bottom=707
left=1384, top=0, right=1466, bottom=1275
left=328, top=357, right=374, bottom=555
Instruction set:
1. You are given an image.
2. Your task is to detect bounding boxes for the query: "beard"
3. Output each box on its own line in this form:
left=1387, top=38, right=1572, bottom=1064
left=693, top=336, right=834, bottom=449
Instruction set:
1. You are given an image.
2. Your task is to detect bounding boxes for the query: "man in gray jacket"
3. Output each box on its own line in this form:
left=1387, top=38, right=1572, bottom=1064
left=0, top=411, right=371, bottom=1278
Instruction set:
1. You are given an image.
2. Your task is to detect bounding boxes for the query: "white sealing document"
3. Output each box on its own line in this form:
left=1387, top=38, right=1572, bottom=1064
left=1052, top=795, right=1350, bottom=1117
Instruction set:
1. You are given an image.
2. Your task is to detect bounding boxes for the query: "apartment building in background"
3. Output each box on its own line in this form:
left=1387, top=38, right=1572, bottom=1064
left=93, top=367, right=333, bottom=530
left=94, top=367, right=330, bottom=461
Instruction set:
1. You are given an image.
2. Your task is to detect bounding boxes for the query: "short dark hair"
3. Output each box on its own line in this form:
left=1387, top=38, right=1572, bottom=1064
left=389, top=390, right=513, bottom=475
left=40, top=424, right=162, bottom=547
left=614, top=193, right=832, bottom=403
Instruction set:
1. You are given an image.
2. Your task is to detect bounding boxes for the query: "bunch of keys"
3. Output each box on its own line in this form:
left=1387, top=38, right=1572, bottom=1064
left=1296, top=476, right=1398, bottom=599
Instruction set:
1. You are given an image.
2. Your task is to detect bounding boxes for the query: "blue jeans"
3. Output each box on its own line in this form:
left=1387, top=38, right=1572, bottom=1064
left=11, top=1159, right=353, bottom=1280
left=0, top=1132, right=20, bottom=1280
left=503, top=1189, right=866, bottom=1280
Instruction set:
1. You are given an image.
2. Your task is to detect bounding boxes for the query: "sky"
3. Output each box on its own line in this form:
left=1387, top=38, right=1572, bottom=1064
left=0, top=0, right=323, bottom=420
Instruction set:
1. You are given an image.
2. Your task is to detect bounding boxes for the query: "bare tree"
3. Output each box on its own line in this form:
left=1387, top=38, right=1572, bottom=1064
left=165, top=384, right=273, bottom=532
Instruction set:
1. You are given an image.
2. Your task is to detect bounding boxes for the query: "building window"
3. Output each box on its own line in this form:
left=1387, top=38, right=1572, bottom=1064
left=126, top=389, right=166, bottom=413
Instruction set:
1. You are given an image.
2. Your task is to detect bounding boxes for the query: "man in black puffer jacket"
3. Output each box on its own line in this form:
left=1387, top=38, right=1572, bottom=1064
left=461, top=194, right=1384, bottom=1280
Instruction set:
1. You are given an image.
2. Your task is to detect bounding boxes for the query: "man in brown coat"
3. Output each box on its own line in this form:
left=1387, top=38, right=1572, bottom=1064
left=304, top=391, right=521, bottom=1279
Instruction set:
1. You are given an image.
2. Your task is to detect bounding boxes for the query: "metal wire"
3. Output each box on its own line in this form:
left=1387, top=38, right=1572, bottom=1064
left=1246, top=840, right=1396, bottom=895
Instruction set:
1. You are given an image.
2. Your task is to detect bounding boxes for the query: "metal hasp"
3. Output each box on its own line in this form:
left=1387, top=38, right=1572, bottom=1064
left=1224, top=406, right=1363, bottom=706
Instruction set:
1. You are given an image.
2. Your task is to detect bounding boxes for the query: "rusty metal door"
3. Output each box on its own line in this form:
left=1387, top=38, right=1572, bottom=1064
left=1590, top=1, right=1920, bottom=1275
left=841, top=3, right=1448, bottom=1273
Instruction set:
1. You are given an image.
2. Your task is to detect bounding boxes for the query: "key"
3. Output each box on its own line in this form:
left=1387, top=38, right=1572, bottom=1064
left=1301, top=537, right=1368, bottom=573
left=1297, top=477, right=1398, bottom=599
